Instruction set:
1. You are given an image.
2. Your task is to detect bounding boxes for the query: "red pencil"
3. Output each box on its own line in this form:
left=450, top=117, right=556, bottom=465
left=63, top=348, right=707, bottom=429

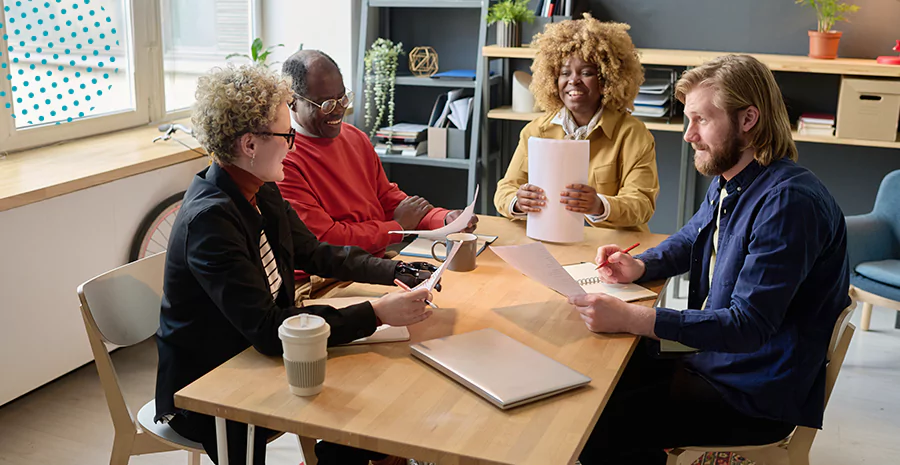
left=595, top=242, right=640, bottom=270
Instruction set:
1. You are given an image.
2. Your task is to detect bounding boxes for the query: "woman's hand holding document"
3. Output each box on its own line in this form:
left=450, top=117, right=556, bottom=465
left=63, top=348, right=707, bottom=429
left=526, top=138, right=589, bottom=243
left=389, top=186, right=479, bottom=240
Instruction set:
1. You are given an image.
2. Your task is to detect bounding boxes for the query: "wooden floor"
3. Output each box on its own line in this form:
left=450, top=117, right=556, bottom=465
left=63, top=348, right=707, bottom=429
left=1, top=303, right=898, bottom=465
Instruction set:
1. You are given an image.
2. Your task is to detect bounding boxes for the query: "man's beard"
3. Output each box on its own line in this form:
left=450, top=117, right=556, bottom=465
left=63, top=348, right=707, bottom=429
left=693, top=119, right=744, bottom=177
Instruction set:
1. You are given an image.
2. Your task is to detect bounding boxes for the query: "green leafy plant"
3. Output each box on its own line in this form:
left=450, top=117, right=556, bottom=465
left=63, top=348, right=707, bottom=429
left=487, top=0, right=536, bottom=26
left=364, top=38, right=404, bottom=141
left=795, top=0, right=860, bottom=33
left=226, top=38, right=293, bottom=67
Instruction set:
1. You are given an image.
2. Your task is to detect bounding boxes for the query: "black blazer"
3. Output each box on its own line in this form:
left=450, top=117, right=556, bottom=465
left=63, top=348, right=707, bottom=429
left=155, top=163, right=397, bottom=421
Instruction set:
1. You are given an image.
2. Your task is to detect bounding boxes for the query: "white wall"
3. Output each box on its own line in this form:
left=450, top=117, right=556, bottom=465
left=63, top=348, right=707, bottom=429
left=0, top=158, right=208, bottom=407
left=261, top=0, right=356, bottom=89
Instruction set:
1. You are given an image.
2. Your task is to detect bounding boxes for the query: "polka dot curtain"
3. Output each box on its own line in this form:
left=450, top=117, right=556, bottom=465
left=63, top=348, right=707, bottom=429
left=1, top=0, right=128, bottom=127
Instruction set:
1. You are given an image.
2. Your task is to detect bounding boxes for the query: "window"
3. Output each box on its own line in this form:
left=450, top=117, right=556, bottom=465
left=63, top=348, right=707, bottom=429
left=161, top=0, right=252, bottom=111
left=3, top=0, right=133, bottom=128
left=0, top=0, right=256, bottom=153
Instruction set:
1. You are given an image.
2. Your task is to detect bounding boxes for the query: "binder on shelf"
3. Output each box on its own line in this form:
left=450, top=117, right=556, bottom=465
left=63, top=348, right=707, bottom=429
left=431, top=70, right=477, bottom=80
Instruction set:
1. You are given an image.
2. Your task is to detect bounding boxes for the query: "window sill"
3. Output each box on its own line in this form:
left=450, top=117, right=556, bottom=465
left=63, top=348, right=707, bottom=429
left=0, top=119, right=205, bottom=212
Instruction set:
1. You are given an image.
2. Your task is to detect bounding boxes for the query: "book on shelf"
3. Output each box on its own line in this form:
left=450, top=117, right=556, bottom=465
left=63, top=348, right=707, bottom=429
left=796, top=113, right=835, bottom=137
left=375, top=140, right=427, bottom=157
left=798, top=112, right=835, bottom=126
left=376, top=123, right=429, bottom=138
left=632, top=104, right=669, bottom=118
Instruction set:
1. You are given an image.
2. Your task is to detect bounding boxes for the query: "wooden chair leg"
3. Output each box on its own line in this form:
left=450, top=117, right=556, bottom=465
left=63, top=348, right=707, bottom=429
left=861, top=302, right=873, bottom=331
left=298, top=436, right=318, bottom=465
left=188, top=451, right=201, bottom=465
left=109, top=433, right=135, bottom=465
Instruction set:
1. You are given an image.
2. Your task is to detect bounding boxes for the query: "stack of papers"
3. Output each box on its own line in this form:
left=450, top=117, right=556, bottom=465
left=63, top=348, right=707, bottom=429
left=632, top=78, right=671, bottom=119
left=428, top=88, right=473, bottom=130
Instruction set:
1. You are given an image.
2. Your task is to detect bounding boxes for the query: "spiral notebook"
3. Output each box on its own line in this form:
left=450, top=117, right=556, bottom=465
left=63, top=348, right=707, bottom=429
left=562, top=262, right=658, bottom=302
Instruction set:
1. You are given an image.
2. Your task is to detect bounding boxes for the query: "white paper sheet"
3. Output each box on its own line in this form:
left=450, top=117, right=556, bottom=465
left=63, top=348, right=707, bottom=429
left=489, top=242, right=587, bottom=298
left=414, top=240, right=460, bottom=293
left=526, top=138, right=590, bottom=243
left=389, top=185, right=479, bottom=240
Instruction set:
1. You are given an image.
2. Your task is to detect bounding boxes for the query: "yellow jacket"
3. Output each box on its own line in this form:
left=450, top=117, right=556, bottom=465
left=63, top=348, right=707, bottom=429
left=493, top=108, right=659, bottom=232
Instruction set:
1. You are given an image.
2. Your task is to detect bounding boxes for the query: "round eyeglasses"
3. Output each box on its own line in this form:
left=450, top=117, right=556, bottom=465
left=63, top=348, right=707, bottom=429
left=296, top=90, right=353, bottom=115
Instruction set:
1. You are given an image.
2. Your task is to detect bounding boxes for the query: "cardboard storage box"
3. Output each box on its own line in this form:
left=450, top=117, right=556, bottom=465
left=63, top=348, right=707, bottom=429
left=427, top=127, right=468, bottom=159
left=836, top=77, right=900, bottom=142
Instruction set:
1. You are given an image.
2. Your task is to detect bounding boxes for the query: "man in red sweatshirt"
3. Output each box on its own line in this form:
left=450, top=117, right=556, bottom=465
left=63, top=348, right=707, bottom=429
left=278, top=50, right=477, bottom=305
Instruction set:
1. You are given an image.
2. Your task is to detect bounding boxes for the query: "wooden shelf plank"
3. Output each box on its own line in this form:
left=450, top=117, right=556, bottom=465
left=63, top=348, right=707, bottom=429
left=483, top=45, right=900, bottom=78
left=792, top=131, right=900, bottom=149
left=487, top=107, right=684, bottom=132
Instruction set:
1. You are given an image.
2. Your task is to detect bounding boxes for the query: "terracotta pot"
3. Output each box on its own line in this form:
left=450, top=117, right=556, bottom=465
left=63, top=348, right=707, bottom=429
left=808, top=30, right=843, bottom=59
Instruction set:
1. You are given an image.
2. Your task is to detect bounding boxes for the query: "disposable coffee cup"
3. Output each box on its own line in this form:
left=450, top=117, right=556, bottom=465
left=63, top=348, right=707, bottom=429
left=278, top=314, right=330, bottom=396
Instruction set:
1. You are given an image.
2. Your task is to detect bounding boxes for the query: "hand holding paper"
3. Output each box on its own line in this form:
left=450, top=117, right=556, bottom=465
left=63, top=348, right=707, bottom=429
left=389, top=185, right=479, bottom=240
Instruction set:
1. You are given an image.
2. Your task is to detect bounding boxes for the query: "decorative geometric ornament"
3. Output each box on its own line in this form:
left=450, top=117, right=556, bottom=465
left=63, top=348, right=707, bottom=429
left=409, top=46, right=438, bottom=77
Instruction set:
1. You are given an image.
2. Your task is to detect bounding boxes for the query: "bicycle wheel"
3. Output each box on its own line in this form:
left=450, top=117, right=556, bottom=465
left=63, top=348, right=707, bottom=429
left=128, top=192, right=186, bottom=262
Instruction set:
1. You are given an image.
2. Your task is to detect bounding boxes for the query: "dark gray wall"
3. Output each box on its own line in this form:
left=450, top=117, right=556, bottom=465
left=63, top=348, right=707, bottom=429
left=368, top=1, right=900, bottom=231
left=590, top=0, right=900, bottom=59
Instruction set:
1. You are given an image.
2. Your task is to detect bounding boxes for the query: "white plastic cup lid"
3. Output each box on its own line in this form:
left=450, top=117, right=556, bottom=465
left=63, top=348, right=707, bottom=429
left=279, top=314, right=329, bottom=340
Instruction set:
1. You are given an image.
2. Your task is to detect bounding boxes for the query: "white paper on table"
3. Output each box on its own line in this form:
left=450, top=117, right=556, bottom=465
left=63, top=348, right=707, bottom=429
left=414, top=240, right=460, bottom=293
left=526, top=138, right=589, bottom=243
left=388, top=185, right=479, bottom=240
left=489, top=242, right=586, bottom=298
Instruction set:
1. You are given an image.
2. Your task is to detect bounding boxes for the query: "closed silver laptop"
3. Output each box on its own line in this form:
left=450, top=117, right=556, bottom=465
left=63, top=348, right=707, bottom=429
left=410, top=328, right=592, bottom=410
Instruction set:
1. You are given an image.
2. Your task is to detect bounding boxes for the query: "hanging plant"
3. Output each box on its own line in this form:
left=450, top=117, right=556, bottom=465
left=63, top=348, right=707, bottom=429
left=364, top=38, right=404, bottom=143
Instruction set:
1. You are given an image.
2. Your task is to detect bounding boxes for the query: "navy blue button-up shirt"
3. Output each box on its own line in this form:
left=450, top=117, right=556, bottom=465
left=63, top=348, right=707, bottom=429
left=636, top=158, right=850, bottom=428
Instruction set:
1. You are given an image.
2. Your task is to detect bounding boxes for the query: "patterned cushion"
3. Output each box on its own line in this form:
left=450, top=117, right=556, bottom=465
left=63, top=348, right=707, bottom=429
left=856, top=260, right=900, bottom=289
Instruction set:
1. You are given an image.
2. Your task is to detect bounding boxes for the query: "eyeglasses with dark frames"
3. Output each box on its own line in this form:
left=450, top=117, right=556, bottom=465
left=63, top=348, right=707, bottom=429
left=252, top=127, right=296, bottom=149
left=295, top=90, right=353, bottom=115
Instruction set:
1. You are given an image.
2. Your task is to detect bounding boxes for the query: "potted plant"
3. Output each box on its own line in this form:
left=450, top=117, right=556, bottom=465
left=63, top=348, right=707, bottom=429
left=487, top=0, right=536, bottom=48
left=364, top=38, right=404, bottom=141
left=226, top=38, right=292, bottom=68
left=795, top=0, right=860, bottom=59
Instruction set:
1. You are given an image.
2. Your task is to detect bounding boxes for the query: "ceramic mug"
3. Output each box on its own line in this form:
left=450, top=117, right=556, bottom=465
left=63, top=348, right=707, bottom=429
left=431, top=232, right=478, bottom=272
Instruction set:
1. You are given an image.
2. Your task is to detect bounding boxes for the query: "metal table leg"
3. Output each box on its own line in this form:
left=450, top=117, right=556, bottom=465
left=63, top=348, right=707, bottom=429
left=216, top=416, right=229, bottom=465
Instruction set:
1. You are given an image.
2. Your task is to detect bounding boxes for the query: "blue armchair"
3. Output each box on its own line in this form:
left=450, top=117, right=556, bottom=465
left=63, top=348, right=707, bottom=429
left=846, top=170, right=900, bottom=330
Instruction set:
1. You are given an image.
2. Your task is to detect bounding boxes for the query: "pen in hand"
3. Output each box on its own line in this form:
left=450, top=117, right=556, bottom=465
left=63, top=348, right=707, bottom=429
left=595, top=242, right=641, bottom=270
left=393, top=279, right=439, bottom=309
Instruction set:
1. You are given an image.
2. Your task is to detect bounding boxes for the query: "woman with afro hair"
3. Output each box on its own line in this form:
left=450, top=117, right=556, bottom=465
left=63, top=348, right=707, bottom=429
left=493, top=15, right=660, bottom=232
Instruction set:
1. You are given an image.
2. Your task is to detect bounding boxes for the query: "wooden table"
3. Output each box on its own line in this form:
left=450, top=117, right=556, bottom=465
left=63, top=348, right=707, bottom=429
left=175, top=216, right=668, bottom=465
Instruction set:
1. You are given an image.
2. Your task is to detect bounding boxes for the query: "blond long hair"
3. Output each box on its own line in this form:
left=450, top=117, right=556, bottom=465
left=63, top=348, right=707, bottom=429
left=675, top=55, right=798, bottom=165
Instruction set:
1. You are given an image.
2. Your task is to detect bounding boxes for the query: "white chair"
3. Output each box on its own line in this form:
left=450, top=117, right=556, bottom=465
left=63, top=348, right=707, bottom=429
left=666, top=301, right=857, bottom=465
left=78, top=252, right=205, bottom=465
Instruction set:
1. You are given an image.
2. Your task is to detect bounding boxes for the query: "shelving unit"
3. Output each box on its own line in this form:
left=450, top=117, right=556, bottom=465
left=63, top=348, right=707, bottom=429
left=354, top=0, right=492, bottom=208
left=480, top=45, right=900, bottom=233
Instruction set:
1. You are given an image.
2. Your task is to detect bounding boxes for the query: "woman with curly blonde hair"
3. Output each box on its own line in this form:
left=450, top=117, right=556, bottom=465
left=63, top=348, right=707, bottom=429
left=155, top=64, right=435, bottom=465
left=493, top=15, right=660, bottom=232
